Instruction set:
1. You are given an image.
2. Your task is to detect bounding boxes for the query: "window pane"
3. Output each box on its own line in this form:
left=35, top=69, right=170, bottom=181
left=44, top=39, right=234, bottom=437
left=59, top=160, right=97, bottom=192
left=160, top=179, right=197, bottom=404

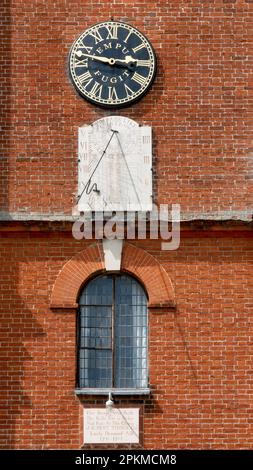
left=115, top=275, right=147, bottom=306
left=115, top=277, right=148, bottom=388
left=80, top=306, right=112, bottom=349
left=78, top=274, right=148, bottom=390
left=79, top=276, right=113, bottom=305
left=79, top=304, right=112, bottom=388
left=79, top=349, right=112, bottom=388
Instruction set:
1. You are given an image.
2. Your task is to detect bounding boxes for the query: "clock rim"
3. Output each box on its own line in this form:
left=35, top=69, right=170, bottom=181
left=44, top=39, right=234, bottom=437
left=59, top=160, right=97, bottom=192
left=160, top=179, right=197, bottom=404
left=68, top=20, right=157, bottom=109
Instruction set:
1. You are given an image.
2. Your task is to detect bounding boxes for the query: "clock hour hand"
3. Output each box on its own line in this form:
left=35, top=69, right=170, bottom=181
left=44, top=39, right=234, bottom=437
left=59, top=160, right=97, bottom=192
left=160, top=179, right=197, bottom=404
left=114, top=55, right=137, bottom=67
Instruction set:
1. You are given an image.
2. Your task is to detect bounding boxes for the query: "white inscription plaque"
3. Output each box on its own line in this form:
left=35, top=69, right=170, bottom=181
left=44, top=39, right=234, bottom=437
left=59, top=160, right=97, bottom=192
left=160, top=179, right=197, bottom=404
left=84, top=408, right=140, bottom=444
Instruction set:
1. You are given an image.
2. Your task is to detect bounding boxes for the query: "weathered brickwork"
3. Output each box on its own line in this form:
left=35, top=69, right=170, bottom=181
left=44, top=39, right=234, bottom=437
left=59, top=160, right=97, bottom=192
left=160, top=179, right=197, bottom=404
left=0, top=0, right=253, bottom=450
left=0, top=1, right=253, bottom=213
left=0, top=229, right=253, bottom=449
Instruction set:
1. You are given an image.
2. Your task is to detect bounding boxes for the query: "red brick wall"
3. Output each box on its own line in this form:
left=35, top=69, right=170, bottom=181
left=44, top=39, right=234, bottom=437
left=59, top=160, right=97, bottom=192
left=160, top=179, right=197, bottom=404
left=0, top=0, right=253, bottom=213
left=1, top=0, right=253, bottom=451
left=50, top=242, right=176, bottom=308
left=1, top=229, right=253, bottom=449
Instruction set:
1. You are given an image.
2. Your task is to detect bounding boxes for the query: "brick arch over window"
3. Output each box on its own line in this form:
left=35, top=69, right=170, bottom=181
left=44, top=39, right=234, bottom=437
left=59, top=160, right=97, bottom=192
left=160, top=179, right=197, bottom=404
left=50, top=242, right=176, bottom=309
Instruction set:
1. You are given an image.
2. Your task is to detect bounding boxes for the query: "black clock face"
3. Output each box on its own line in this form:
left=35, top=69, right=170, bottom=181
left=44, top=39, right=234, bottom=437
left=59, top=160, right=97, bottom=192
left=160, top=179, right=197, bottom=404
left=69, top=21, right=156, bottom=108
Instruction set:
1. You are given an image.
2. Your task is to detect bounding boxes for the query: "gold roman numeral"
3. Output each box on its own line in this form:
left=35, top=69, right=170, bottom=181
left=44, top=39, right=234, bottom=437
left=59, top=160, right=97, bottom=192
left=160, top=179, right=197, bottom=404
left=89, top=27, right=103, bottom=44
left=75, top=58, right=88, bottom=68
left=78, top=71, right=92, bottom=86
left=124, top=30, right=133, bottom=43
left=108, top=87, right=119, bottom=101
left=89, top=81, right=103, bottom=98
left=137, top=59, right=151, bottom=67
left=124, top=83, right=135, bottom=98
left=132, top=42, right=146, bottom=53
left=132, top=72, right=147, bottom=86
left=106, top=24, right=118, bottom=40
left=80, top=43, right=93, bottom=54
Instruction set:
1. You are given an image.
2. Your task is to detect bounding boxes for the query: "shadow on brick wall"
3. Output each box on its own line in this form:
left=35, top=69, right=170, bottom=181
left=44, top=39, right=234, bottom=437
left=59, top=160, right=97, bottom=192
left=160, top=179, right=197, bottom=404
left=0, top=1, right=10, bottom=212
left=0, top=2, right=45, bottom=449
left=0, top=239, right=46, bottom=448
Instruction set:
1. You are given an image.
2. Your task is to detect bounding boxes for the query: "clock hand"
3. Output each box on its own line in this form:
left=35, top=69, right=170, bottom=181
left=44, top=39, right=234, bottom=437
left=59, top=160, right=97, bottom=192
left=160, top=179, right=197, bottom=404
left=114, top=55, right=137, bottom=66
left=76, top=51, right=137, bottom=68
left=76, top=50, right=116, bottom=65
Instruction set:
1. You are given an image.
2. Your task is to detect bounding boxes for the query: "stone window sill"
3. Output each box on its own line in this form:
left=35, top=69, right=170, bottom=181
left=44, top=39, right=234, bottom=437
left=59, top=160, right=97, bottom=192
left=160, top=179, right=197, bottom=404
left=75, top=388, right=150, bottom=396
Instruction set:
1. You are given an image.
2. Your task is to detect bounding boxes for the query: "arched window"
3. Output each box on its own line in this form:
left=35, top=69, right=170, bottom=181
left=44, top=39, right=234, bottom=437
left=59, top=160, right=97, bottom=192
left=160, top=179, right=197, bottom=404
left=77, top=274, right=148, bottom=392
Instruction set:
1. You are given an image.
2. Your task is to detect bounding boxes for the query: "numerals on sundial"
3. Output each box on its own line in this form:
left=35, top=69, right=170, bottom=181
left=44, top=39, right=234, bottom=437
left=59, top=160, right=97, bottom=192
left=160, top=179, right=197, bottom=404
left=78, top=117, right=153, bottom=211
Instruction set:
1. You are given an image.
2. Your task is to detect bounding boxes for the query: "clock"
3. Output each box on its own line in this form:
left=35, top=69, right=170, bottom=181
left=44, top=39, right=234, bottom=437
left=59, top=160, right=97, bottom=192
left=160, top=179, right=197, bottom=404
left=77, top=116, right=152, bottom=211
left=69, top=21, right=156, bottom=108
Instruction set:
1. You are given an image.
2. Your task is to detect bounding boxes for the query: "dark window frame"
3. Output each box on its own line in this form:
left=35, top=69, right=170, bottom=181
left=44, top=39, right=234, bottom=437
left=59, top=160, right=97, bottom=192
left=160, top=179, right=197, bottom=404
left=76, top=273, right=149, bottom=394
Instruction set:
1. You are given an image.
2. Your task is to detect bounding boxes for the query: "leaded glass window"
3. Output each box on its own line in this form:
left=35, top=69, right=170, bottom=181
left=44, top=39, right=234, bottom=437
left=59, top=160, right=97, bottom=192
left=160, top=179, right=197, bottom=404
left=78, top=274, right=148, bottom=389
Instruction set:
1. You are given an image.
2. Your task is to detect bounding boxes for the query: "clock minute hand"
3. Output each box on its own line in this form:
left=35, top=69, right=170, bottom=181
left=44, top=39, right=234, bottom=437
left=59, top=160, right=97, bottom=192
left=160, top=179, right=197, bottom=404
left=76, top=50, right=116, bottom=65
left=76, top=51, right=137, bottom=67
